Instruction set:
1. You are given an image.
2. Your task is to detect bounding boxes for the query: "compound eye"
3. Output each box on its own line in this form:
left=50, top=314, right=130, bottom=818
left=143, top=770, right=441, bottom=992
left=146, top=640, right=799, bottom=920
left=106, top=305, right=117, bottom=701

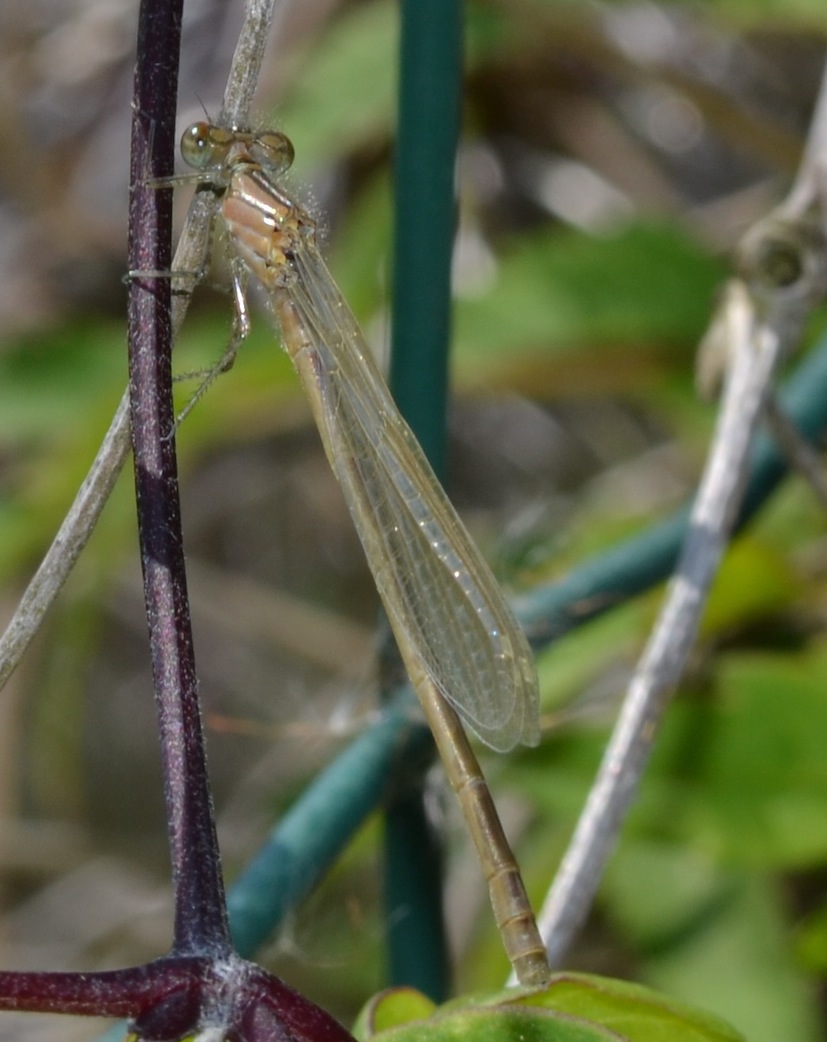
left=253, top=131, right=295, bottom=175
left=181, top=121, right=224, bottom=170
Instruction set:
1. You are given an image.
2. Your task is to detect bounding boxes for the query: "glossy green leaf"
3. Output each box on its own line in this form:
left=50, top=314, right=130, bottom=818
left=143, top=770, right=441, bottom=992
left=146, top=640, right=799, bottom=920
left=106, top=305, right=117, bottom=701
left=354, top=987, right=437, bottom=1038
left=516, top=973, right=745, bottom=1042
left=365, top=1002, right=618, bottom=1042
left=379, top=1004, right=612, bottom=1042
left=358, top=974, right=744, bottom=1042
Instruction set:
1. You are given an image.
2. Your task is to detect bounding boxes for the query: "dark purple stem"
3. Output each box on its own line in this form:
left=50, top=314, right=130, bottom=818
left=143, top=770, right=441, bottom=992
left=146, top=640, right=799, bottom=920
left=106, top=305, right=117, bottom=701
left=0, top=962, right=201, bottom=1021
left=0, top=959, right=355, bottom=1042
left=127, top=0, right=231, bottom=955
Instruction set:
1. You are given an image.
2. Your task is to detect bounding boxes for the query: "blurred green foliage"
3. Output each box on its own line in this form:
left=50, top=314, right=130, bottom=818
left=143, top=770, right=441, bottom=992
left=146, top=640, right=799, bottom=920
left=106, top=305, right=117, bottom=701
left=2, top=2, right=827, bottom=1041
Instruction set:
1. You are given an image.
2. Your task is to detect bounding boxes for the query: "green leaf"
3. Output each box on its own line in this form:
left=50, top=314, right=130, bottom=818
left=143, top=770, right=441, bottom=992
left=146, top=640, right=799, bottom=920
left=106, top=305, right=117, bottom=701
left=453, top=222, right=722, bottom=368
left=274, top=0, right=397, bottom=172
left=516, top=640, right=827, bottom=895
left=354, top=987, right=437, bottom=1038
left=0, top=319, right=124, bottom=444
left=368, top=1003, right=618, bottom=1042
left=700, top=537, right=799, bottom=638
left=359, top=974, right=744, bottom=1042
left=796, top=896, right=827, bottom=974
left=605, top=860, right=820, bottom=1042
left=671, top=647, right=827, bottom=867
left=515, top=973, right=745, bottom=1042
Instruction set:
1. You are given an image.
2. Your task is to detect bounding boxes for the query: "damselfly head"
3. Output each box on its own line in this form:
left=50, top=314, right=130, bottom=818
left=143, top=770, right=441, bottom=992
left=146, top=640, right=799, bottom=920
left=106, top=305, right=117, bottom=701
left=180, top=121, right=296, bottom=179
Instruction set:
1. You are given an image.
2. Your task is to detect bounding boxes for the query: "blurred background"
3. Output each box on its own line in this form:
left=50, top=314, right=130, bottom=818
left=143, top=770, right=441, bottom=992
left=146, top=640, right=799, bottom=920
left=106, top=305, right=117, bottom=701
left=1, top=0, right=827, bottom=1039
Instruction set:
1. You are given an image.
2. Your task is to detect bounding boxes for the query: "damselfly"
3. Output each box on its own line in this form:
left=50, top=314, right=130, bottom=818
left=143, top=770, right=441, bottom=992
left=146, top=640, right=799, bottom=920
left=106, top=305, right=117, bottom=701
left=174, top=120, right=550, bottom=987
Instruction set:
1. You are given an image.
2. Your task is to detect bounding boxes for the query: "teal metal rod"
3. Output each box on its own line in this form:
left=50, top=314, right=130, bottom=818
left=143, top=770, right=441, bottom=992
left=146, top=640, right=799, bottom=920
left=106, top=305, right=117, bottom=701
left=389, top=0, right=463, bottom=479
left=382, top=0, right=464, bottom=1000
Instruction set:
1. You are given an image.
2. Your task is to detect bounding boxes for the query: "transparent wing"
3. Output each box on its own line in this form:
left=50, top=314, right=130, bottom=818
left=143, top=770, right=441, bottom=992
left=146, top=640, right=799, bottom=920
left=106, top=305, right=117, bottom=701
left=270, top=240, right=539, bottom=752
